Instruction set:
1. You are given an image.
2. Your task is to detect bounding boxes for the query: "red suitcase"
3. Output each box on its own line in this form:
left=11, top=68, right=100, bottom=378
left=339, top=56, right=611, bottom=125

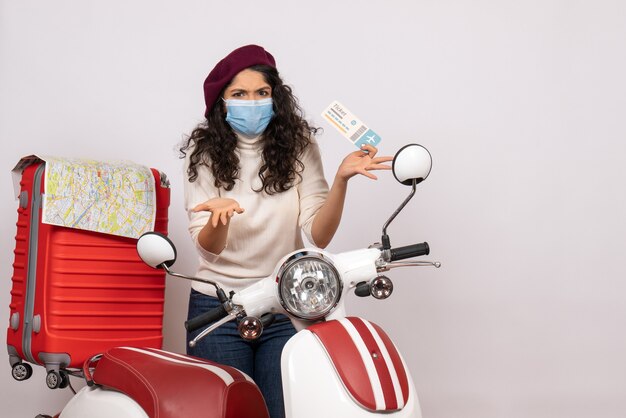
left=7, top=159, right=170, bottom=389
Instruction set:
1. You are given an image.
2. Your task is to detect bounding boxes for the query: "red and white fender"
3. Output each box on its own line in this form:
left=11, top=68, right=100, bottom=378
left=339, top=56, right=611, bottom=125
left=281, top=316, right=421, bottom=418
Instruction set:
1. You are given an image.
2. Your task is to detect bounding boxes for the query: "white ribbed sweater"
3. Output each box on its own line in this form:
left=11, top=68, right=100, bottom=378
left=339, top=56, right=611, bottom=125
left=183, top=134, right=329, bottom=296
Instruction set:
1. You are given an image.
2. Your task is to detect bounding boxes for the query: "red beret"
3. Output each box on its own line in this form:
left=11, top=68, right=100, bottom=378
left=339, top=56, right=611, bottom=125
left=203, top=44, right=276, bottom=117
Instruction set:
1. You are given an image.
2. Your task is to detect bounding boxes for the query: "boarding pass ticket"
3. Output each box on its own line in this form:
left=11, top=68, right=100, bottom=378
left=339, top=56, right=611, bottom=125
left=321, top=101, right=382, bottom=149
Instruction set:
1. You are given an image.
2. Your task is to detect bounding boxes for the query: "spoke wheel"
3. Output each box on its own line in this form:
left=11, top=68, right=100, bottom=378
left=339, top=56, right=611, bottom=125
left=59, top=370, right=70, bottom=389
left=46, top=370, right=61, bottom=389
left=11, top=363, right=33, bottom=381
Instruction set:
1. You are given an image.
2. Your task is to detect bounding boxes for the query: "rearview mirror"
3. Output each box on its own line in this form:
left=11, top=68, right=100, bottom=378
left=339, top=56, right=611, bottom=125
left=381, top=144, right=433, bottom=255
left=136, top=232, right=177, bottom=269
left=392, top=144, right=432, bottom=186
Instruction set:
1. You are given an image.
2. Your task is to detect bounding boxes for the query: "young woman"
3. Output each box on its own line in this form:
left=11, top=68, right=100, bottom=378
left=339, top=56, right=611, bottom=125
left=180, top=44, right=391, bottom=418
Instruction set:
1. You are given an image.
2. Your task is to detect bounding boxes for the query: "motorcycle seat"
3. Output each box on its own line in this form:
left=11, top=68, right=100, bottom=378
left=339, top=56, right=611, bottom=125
left=91, top=347, right=269, bottom=418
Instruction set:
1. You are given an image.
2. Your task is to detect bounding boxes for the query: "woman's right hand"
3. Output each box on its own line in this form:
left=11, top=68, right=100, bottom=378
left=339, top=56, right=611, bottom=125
left=192, top=198, right=245, bottom=228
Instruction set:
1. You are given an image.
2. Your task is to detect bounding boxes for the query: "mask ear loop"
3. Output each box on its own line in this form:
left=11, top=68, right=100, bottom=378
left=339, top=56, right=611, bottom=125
left=220, top=97, right=229, bottom=118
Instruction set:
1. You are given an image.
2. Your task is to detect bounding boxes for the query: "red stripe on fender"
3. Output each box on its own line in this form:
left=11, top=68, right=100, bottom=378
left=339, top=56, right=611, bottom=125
left=309, top=320, right=376, bottom=410
left=347, top=317, right=398, bottom=410
left=370, top=322, right=410, bottom=403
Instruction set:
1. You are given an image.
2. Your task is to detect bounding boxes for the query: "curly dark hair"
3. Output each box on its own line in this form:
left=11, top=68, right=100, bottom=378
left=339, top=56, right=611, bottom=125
left=179, top=65, right=319, bottom=194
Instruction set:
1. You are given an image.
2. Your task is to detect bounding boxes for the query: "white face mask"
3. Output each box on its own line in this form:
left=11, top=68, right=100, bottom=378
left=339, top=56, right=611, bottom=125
left=223, top=98, right=274, bottom=137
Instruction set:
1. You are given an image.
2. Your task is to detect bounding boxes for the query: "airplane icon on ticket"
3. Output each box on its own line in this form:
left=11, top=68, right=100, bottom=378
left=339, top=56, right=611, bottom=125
left=355, top=129, right=382, bottom=148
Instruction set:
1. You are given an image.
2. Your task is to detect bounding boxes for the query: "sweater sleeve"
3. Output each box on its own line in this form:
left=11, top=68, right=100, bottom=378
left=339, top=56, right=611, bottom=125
left=297, top=138, right=329, bottom=246
left=183, top=153, right=222, bottom=261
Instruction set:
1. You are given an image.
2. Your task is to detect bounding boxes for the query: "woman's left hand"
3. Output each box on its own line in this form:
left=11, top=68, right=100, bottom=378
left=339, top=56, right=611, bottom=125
left=336, top=144, right=392, bottom=182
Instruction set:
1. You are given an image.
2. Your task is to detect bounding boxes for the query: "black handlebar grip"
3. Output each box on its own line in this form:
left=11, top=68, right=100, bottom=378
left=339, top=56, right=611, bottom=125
left=185, top=304, right=227, bottom=332
left=390, top=242, right=430, bottom=261
left=260, top=313, right=276, bottom=328
left=354, top=281, right=372, bottom=297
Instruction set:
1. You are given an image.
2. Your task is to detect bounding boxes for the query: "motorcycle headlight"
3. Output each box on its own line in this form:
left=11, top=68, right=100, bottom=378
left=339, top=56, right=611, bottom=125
left=277, top=251, right=342, bottom=320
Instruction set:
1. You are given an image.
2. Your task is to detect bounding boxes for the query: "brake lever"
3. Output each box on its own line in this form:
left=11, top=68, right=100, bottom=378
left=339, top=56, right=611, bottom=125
left=188, top=304, right=245, bottom=348
left=376, top=259, right=441, bottom=273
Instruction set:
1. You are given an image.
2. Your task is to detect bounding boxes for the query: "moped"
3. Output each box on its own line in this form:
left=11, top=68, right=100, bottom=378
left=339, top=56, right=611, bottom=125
left=48, top=143, right=441, bottom=418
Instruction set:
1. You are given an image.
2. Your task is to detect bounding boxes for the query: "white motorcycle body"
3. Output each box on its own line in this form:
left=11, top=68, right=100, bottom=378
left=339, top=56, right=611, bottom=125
left=60, top=332, right=420, bottom=418
left=60, top=386, right=148, bottom=418
left=58, top=248, right=422, bottom=418
left=60, top=327, right=420, bottom=418
left=237, top=247, right=422, bottom=417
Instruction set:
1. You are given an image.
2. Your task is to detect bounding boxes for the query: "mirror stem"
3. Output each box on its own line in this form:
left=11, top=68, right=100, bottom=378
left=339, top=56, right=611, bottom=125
left=161, top=263, right=224, bottom=294
left=381, top=179, right=417, bottom=250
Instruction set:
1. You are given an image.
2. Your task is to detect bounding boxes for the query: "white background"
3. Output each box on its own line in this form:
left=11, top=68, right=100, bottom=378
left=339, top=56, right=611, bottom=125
left=1, top=1, right=625, bottom=417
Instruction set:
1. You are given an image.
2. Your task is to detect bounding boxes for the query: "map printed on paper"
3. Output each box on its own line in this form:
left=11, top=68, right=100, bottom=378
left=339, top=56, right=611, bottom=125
left=40, top=157, right=156, bottom=239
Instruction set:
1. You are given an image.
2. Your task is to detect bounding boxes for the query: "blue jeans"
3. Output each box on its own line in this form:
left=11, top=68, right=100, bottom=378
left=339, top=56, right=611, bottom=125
left=186, top=289, right=296, bottom=418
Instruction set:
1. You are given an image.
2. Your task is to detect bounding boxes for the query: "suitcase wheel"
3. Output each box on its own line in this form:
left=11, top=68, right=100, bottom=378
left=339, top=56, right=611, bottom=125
left=45, top=370, right=69, bottom=390
left=11, top=362, right=33, bottom=381
left=59, top=370, right=70, bottom=389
